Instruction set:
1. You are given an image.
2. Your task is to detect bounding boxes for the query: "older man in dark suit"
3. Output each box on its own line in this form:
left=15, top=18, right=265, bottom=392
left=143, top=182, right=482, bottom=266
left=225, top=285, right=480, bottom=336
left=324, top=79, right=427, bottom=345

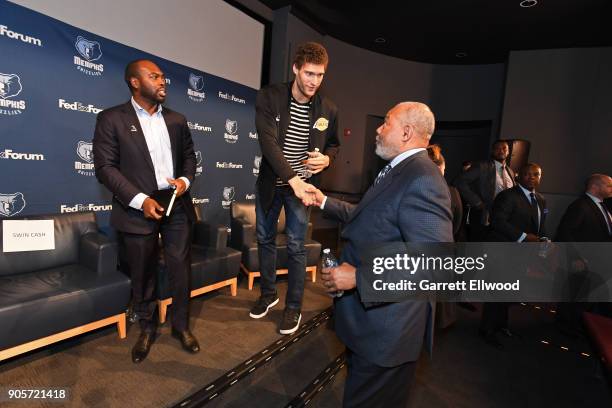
left=305, top=102, right=453, bottom=407
left=480, top=163, right=547, bottom=348
left=455, top=140, right=515, bottom=241
left=93, top=59, right=199, bottom=363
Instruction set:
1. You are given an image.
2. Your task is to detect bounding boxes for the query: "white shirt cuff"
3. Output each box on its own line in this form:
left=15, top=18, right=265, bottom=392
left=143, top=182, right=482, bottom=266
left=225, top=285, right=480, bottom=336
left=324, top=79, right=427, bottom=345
left=320, top=196, right=328, bottom=210
left=129, top=193, right=148, bottom=211
left=179, top=176, right=190, bottom=190
left=518, top=232, right=526, bottom=243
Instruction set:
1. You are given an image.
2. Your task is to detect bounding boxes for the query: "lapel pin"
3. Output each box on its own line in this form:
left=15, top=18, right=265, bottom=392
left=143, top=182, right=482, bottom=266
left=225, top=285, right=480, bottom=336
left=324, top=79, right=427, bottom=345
left=130, top=125, right=137, bottom=132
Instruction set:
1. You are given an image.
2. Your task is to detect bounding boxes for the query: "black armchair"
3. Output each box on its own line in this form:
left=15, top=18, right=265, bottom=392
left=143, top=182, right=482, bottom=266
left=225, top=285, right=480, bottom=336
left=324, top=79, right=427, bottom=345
left=156, top=209, right=241, bottom=323
left=230, top=201, right=321, bottom=290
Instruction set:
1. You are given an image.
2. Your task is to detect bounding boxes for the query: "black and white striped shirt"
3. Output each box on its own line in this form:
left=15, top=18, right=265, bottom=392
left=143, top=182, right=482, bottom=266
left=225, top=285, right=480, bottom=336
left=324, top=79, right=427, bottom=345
left=277, top=97, right=311, bottom=185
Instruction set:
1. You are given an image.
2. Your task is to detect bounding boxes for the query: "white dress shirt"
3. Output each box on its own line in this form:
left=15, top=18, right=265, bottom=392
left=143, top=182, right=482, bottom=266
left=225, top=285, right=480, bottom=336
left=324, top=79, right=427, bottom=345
left=128, top=97, right=190, bottom=210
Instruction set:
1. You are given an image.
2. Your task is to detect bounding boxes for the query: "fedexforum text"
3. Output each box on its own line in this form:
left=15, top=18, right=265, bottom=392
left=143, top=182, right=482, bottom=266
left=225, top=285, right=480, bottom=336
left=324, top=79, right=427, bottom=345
left=373, top=280, right=520, bottom=291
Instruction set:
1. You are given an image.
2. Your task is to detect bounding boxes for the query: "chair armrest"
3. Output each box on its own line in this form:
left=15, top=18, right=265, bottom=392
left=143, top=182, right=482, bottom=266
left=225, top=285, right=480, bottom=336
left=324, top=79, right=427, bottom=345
left=79, top=232, right=118, bottom=275
left=230, top=217, right=256, bottom=250
left=193, top=221, right=228, bottom=250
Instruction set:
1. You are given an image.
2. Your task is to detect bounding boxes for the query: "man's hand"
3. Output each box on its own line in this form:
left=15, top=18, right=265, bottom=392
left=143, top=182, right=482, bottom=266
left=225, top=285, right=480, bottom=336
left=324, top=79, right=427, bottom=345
left=166, top=178, right=187, bottom=197
left=303, top=150, right=330, bottom=175
left=302, top=184, right=325, bottom=207
left=321, top=262, right=357, bottom=293
left=142, top=197, right=164, bottom=220
left=288, top=176, right=317, bottom=205
left=524, top=233, right=540, bottom=242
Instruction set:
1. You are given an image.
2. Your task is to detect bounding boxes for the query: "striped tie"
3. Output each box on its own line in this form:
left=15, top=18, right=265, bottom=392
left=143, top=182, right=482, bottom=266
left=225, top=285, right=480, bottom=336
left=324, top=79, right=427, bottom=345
left=374, top=164, right=392, bottom=185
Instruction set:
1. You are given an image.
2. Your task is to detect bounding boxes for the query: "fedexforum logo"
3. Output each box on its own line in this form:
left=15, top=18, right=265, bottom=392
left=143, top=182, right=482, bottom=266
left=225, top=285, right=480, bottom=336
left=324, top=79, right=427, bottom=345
left=221, top=186, right=235, bottom=209
left=187, top=73, right=205, bottom=102
left=60, top=203, right=112, bottom=213
left=0, top=192, right=26, bottom=217
left=188, top=121, right=212, bottom=132
left=245, top=193, right=255, bottom=200
left=253, top=155, right=261, bottom=176
left=58, top=99, right=102, bottom=114
left=218, top=91, right=246, bottom=104
left=0, top=25, right=42, bottom=46
left=0, top=148, right=45, bottom=161
left=0, top=72, right=26, bottom=115
left=73, top=36, right=103, bottom=76
left=216, top=161, right=243, bottom=169
left=74, top=141, right=95, bottom=176
left=224, top=119, right=239, bottom=144
left=195, top=151, right=203, bottom=177
left=192, top=197, right=210, bottom=205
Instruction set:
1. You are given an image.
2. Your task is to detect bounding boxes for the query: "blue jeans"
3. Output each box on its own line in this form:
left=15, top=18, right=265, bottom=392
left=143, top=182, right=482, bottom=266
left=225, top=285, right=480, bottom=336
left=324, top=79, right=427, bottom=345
left=256, top=186, right=309, bottom=310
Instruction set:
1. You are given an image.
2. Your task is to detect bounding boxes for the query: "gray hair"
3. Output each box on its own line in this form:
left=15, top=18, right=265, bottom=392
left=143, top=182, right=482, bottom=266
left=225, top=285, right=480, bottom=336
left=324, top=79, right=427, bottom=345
left=396, top=101, right=435, bottom=140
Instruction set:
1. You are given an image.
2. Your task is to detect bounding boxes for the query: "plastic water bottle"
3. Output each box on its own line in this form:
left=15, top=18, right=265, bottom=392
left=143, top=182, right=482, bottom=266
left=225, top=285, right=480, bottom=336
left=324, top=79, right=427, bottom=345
left=322, top=248, right=343, bottom=298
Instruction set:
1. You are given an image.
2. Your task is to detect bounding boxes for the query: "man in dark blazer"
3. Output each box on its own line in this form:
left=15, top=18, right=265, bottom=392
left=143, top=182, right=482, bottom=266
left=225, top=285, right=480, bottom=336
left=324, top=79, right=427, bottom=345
left=306, top=102, right=453, bottom=407
left=555, top=174, right=612, bottom=330
left=480, top=163, right=547, bottom=348
left=455, top=140, right=515, bottom=241
left=93, top=59, right=199, bottom=363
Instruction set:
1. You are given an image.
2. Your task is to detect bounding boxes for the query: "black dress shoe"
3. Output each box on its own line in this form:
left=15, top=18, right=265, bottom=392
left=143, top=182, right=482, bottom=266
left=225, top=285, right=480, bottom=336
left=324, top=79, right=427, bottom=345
left=171, top=328, right=200, bottom=353
left=132, top=331, right=155, bottom=363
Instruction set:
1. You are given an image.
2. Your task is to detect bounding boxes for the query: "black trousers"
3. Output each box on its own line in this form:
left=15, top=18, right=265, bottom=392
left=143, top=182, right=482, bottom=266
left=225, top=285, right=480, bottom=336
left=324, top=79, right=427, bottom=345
left=343, top=349, right=417, bottom=408
left=121, top=208, right=192, bottom=332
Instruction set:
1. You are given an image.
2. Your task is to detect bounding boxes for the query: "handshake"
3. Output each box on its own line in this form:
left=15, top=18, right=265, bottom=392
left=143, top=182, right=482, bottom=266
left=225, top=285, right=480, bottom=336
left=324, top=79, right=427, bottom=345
left=288, top=176, right=325, bottom=207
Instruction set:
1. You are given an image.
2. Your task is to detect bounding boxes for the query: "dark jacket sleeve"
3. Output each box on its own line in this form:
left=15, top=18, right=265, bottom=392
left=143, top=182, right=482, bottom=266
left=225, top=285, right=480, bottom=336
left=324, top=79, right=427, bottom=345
left=179, top=115, right=196, bottom=184
left=454, top=163, right=485, bottom=208
left=255, top=88, right=296, bottom=183
left=490, top=190, right=522, bottom=241
left=323, top=103, right=340, bottom=164
left=92, top=110, right=141, bottom=207
left=322, top=196, right=356, bottom=223
left=555, top=201, right=583, bottom=242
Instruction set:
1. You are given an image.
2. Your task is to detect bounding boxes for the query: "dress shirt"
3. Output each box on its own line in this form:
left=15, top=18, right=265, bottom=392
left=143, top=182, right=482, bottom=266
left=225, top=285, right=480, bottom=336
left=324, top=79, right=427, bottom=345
left=128, top=97, right=190, bottom=210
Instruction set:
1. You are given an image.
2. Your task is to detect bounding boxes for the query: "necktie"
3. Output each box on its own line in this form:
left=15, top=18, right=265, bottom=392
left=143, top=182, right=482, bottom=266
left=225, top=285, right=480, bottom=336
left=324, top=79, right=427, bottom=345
left=374, top=164, right=392, bottom=185
left=501, top=167, right=508, bottom=189
left=599, top=202, right=612, bottom=235
left=530, top=192, right=539, bottom=232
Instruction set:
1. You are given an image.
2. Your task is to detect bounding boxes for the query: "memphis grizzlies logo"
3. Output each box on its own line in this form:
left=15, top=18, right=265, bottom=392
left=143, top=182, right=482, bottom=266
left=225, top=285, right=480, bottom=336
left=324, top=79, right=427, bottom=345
left=222, top=186, right=235, bottom=209
left=224, top=119, right=239, bottom=143
left=187, top=73, right=205, bottom=102
left=0, top=73, right=22, bottom=99
left=195, top=151, right=203, bottom=177
left=77, top=141, right=93, bottom=163
left=253, top=155, right=261, bottom=176
left=0, top=73, right=26, bottom=115
left=73, top=36, right=104, bottom=76
left=75, top=36, right=102, bottom=61
left=74, top=141, right=95, bottom=176
left=0, top=192, right=26, bottom=217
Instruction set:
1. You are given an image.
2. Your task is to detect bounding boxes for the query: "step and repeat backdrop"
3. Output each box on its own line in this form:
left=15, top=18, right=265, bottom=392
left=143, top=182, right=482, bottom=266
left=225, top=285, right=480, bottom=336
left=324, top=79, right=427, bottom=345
left=0, top=1, right=261, bottom=229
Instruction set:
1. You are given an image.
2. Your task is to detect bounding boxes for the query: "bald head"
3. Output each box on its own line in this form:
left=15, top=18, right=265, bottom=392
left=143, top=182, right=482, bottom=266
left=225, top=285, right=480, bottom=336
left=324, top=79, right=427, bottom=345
left=586, top=173, right=612, bottom=200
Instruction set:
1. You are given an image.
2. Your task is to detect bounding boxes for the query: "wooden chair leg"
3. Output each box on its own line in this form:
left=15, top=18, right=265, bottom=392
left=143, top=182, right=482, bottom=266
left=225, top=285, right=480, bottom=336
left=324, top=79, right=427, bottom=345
left=308, top=266, right=317, bottom=283
left=248, top=273, right=255, bottom=290
left=117, top=313, right=127, bottom=339
left=230, top=277, right=238, bottom=296
left=158, top=300, right=169, bottom=324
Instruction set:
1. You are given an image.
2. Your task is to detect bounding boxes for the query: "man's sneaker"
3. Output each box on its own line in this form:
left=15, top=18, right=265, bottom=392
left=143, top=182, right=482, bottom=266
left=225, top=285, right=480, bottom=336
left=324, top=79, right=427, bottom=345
left=249, top=294, right=279, bottom=319
left=279, top=308, right=302, bottom=335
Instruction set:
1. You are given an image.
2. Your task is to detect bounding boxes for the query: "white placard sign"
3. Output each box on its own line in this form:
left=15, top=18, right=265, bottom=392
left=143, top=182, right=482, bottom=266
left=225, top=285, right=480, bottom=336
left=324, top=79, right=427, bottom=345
left=2, top=220, right=55, bottom=253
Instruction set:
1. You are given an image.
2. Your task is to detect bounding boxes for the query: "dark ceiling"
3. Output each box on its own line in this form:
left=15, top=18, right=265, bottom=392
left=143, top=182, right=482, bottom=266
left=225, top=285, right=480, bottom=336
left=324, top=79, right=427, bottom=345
left=259, top=0, right=612, bottom=64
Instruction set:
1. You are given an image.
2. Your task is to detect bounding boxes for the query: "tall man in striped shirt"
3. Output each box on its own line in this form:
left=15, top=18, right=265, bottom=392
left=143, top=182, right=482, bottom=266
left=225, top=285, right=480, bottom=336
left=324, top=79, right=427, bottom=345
left=250, top=42, right=340, bottom=334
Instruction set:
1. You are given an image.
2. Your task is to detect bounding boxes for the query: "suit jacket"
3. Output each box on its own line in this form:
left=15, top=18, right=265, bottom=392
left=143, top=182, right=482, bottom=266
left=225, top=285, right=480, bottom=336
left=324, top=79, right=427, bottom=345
left=93, top=101, right=196, bottom=234
left=555, top=195, right=612, bottom=242
left=449, top=185, right=463, bottom=237
left=489, top=185, right=547, bottom=242
left=255, top=82, right=340, bottom=211
left=454, top=160, right=515, bottom=225
left=323, top=151, right=453, bottom=367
